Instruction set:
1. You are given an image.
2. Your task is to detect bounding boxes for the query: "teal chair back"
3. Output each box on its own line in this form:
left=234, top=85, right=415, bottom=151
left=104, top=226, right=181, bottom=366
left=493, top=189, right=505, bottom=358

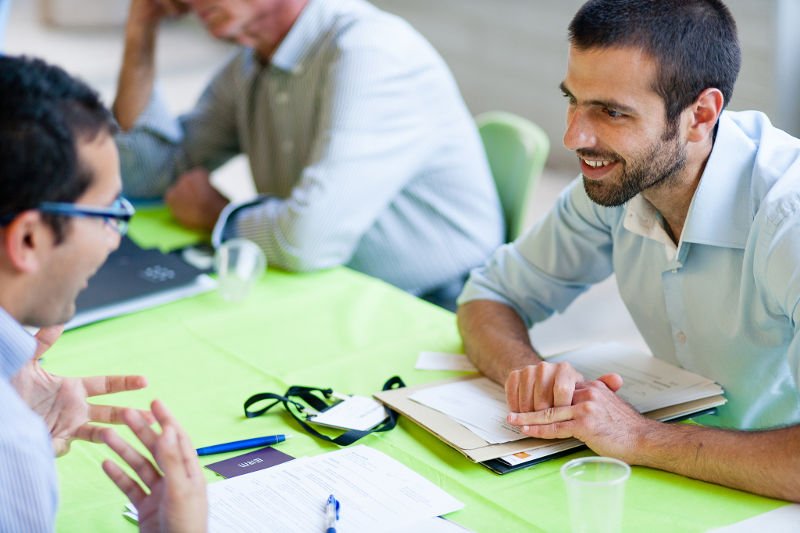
left=476, top=111, right=550, bottom=241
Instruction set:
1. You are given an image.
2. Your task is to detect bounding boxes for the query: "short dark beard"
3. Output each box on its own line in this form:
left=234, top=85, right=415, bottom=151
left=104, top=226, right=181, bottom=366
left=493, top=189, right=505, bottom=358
left=582, top=120, right=687, bottom=207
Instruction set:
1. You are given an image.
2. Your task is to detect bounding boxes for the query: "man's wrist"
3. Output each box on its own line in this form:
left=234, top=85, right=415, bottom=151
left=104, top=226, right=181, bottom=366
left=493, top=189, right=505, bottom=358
left=626, top=418, right=690, bottom=468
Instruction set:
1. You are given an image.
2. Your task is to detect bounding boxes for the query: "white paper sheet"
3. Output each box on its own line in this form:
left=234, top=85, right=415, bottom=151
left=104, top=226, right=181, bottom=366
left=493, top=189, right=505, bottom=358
left=548, top=343, right=722, bottom=413
left=308, top=395, right=388, bottom=431
left=410, top=378, right=527, bottom=444
left=706, top=504, right=800, bottom=532
left=409, top=343, right=723, bottom=446
left=206, top=445, right=463, bottom=532
left=416, top=352, right=478, bottom=372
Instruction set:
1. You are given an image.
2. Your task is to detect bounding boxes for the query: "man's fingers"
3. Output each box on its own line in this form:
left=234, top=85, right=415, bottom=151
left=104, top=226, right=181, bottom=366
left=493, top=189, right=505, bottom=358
left=508, top=405, right=574, bottom=427
left=518, top=367, right=538, bottom=413
left=150, top=399, right=181, bottom=429
left=88, top=404, right=155, bottom=425
left=73, top=423, right=106, bottom=444
left=597, top=373, right=624, bottom=392
left=505, top=371, right=521, bottom=412
left=82, top=375, right=148, bottom=397
left=101, top=459, right=148, bottom=507
left=34, top=325, right=64, bottom=358
left=552, top=368, right=578, bottom=407
left=174, top=419, right=203, bottom=479
left=519, top=420, right=577, bottom=440
left=102, top=428, right=162, bottom=490
left=155, top=0, right=190, bottom=18
left=531, top=363, right=555, bottom=411
left=122, top=408, right=161, bottom=456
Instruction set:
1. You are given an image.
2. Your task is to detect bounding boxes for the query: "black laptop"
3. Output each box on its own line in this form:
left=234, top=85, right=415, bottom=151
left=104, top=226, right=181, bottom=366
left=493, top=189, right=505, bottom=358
left=66, top=236, right=216, bottom=329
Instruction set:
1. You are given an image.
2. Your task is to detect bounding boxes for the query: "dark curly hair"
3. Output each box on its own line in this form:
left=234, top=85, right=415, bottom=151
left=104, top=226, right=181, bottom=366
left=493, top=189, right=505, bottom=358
left=0, top=55, right=118, bottom=242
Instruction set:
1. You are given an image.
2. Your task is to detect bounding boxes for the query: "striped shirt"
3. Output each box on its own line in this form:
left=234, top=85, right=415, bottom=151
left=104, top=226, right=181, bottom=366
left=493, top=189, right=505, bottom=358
left=0, top=307, right=57, bottom=532
left=117, top=0, right=504, bottom=296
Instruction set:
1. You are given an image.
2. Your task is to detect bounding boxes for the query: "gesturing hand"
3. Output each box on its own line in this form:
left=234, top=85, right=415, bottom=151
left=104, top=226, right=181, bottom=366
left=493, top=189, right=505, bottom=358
left=11, top=326, right=152, bottom=456
left=102, top=400, right=208, bottom=533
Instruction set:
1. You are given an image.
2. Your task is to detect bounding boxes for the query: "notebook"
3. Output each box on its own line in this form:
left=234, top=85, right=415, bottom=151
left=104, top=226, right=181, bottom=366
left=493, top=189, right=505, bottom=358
left=65, top=236, right=216, bottom=330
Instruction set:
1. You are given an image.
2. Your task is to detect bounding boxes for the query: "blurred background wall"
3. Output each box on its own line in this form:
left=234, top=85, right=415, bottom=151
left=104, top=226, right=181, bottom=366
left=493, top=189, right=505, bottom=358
left=7, top=0, right=798, bottom=174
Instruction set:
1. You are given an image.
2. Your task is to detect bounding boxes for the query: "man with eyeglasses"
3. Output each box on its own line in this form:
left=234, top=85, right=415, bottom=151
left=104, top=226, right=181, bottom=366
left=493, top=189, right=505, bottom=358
left=0, top=56, right=208, bottom=531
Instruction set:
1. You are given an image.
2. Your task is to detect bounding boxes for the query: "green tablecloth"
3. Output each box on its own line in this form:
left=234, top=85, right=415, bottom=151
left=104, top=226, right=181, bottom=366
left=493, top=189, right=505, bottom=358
left=46, top=212, right=786, bottom=532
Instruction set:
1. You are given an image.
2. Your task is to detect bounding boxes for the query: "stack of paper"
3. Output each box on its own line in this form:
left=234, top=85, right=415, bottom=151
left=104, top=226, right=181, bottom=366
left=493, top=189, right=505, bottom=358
left=376, top=343, right=726, bottom=473
left=551, top=344, right=723, bottom=413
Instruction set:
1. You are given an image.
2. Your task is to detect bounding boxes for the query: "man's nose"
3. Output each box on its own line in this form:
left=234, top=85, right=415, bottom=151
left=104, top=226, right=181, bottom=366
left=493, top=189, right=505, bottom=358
left=563, top=108, right=596, bottom=152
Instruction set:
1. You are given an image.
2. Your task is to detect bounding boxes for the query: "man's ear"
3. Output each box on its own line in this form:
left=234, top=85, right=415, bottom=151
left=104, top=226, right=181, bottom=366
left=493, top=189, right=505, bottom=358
left=686, top=88, right=724, bottom=143
left=1, top=211, right=52, bottom=274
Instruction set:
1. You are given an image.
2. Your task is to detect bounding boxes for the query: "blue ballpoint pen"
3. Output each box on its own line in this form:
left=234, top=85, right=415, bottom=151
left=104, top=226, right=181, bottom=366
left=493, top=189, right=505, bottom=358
left=195, top=434, right=290, bottom=456
left=325, top=494, right=340, bottom=533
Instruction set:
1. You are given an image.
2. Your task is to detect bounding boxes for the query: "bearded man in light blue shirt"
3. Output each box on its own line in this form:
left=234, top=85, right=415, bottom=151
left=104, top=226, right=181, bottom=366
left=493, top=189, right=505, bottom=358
left=458, top=0, right=800, bottom=501
left=113, top=0, right=503, bottom=309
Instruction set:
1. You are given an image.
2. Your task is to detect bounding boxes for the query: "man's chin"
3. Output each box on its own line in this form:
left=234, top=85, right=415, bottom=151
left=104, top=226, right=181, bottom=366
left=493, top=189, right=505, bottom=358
left=582, top=178, right=633, bottom=207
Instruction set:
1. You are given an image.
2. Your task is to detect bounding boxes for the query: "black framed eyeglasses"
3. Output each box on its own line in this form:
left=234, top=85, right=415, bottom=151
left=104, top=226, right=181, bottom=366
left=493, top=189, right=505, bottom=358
left=0, top=196, right=136, bottom=235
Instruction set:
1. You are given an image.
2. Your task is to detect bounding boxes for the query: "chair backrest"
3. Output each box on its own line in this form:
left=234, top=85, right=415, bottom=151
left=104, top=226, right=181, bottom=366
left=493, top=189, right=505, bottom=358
left=476, top=111, right=550, bottom=241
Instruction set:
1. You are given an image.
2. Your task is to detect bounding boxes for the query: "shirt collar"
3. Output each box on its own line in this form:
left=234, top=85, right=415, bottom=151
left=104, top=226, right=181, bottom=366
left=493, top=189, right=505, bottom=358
left=680, top=111, right=756, bottom=249
left=0, top=306, right=36, bottom=380
left=624, top=111, right=756, bottom=251
left=270, top=0, right=327, bottom=74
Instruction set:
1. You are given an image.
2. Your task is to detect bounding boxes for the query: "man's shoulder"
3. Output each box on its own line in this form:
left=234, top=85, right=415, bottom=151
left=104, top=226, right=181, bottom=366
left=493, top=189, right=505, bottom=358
left=324, top=0, right=437, bottom=63
left=720, top=111, right=800, bottom=220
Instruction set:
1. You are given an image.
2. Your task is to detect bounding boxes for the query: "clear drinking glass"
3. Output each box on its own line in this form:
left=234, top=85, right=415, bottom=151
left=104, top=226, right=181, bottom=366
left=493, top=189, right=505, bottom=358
left=213, top=238, right=266, bottom=302
left=561, top=456, right=631, bottom=533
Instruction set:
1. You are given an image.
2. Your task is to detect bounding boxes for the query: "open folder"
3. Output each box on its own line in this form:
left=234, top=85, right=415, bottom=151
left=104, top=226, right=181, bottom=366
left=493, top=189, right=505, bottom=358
left=375, top=343, right=727, bottom=474
left=65, top=236, right=216, bottom=330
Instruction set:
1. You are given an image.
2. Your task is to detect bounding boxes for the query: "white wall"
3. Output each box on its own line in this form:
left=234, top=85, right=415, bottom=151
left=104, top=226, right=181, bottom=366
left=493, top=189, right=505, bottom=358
left=373, top=0, right=792, bottom=171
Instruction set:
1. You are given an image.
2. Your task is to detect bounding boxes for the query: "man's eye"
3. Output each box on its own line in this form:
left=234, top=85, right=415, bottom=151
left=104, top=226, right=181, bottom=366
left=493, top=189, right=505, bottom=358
left=604, top=108, right=624, bottom=118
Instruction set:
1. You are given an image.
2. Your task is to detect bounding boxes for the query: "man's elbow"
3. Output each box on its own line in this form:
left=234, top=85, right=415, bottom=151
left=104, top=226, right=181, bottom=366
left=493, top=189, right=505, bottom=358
left=276, top=246, right=349, bottom=273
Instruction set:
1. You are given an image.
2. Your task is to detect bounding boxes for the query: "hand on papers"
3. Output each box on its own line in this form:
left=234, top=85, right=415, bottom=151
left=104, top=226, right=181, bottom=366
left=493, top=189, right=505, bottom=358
left=165, top=168, right=229, bottom=231
left=506, top=372, right=655, bottom=461
left=11, top=326, right=152, bottom=456
left=102, top=400, right=208, bottom=533
left=505, top=360, right=622, bottom=411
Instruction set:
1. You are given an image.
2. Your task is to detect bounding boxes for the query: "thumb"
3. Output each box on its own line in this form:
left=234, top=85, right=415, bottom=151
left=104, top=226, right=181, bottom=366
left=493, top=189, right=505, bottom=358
left=597, top=373, right=624, bottom=392
left=34, top=325, right=64, bottom=359
left=155, top=425, right=182, bottom=476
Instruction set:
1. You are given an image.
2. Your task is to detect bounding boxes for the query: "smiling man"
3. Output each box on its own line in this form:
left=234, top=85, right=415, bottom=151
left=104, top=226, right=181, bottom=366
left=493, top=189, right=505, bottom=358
left=457, top=0, right=800, bottom=500
left=113, top=0, right=503, bottom=309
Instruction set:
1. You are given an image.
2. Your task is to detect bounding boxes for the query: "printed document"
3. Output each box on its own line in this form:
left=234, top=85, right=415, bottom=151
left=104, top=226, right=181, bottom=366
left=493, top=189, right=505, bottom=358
left=206, top=445, right=463, bottom=532
left=410, top=343, right=722, bottom=445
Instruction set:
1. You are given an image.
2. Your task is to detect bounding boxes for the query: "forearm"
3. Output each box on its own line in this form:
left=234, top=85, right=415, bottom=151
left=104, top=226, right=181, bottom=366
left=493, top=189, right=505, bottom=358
left=113, top=8, right=159, bottom=131
left=457, top=300, right=543, bottom=384
left=631, top=421, right=800, bottom=501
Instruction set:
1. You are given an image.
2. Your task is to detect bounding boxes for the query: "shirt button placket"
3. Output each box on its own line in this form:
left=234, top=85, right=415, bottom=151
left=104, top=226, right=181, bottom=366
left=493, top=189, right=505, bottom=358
left=662, top=263, right=690, bottom=365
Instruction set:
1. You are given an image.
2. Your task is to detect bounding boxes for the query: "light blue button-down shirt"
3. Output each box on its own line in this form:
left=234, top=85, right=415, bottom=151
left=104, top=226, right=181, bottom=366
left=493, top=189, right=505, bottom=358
left=460, top=111, right=800, bottom=430
left=117, top=0, right=503, bottom=296
left=0, top=306, right=58, bottom=532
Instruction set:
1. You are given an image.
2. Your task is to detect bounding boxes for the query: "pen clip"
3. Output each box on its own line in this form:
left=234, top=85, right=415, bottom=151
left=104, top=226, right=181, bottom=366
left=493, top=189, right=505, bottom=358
left=327, top=494, right=340, bottom=520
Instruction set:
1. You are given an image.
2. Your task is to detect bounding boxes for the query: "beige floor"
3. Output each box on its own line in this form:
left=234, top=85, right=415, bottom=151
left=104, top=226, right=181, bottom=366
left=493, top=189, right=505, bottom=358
left=5, top=1, right=646, bottom=355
